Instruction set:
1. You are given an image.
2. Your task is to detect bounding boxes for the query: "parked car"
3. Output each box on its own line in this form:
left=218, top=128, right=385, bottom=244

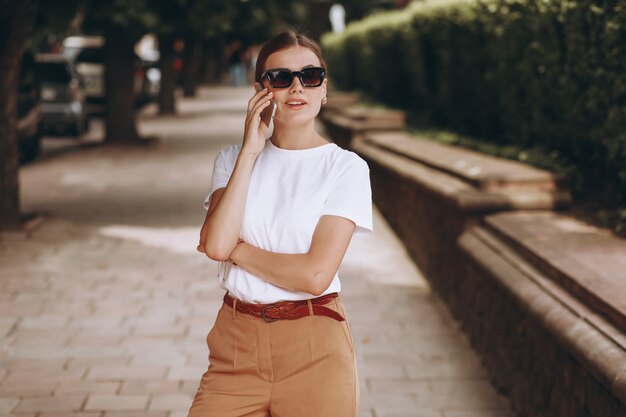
left=62, top=36, right=105, bottom=105
left=17, top=51, right=43, bottom=163
left=62, top=35, right=160, bottom=108
left=35, top=53, right=89, bottom=136
left=135, top=56, right=161, bottom=105
left=134, top=34, right=161, bottom=105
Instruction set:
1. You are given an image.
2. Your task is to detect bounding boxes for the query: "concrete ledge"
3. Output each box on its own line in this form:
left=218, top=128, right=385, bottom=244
left=482, top=211, right=626, bottom=337
left=319, top=100, right=406, bottom=150
left=458, top=219, right=626, bottom=415
left=354, top=135, right=570, bottom=213
left=351, top=132, right=573, bottom=308
left=320, top=91, right=360, bottom=117
left=364, top=131, right=566, bottom=192
left=352, top=127, right=626, bottom=414
left=325, top=111, right=406, bottom=132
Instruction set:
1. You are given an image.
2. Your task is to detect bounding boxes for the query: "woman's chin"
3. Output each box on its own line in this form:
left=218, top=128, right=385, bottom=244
left=274, top=114, right=316, bottom=127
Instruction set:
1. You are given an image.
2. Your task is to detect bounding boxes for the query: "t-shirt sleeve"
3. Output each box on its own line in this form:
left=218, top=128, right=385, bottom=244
left=202, top=150, right=230, bottom=210
left=320, top=156, right=373, bottom=236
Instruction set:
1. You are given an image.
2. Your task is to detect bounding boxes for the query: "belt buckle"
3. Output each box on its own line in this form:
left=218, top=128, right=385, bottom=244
left=261, top=305, right=280, bottom=322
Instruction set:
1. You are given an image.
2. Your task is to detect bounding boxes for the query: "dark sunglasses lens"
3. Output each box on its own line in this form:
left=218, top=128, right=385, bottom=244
left=300, top=68, right=324, bottom=86
left=270, top=70, right=293, bottom=88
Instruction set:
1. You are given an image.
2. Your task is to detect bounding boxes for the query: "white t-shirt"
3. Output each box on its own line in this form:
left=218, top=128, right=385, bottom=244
left=203, top=138, right=373, bottom=304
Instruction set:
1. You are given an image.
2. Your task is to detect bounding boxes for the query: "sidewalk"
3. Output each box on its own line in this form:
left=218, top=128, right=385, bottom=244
left=0, top=86, right=514, bottom=417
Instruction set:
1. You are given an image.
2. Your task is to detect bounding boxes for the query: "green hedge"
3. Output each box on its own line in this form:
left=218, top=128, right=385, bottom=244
left=322, top=0, right=626, bottom=207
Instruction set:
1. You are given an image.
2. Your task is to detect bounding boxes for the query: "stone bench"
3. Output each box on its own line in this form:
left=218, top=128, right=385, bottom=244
left=352, top=131, right=570, bottom=289
left=319, top=96, right=406, bottom=150
left=353, top=129, right=626, bottom=416
left=320, top=91, right=359, bottom=117
left=458, top=212, right=626, bottom=416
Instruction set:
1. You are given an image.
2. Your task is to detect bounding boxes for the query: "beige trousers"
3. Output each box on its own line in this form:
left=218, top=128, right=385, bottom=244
left=187, top=293, right=359, bottom=417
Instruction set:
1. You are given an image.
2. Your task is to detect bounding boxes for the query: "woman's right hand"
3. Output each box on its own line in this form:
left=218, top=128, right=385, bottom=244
left=242, top=88, right=273, bottom=156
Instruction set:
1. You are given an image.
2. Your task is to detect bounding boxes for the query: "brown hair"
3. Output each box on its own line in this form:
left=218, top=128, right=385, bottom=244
left=255, top=29, right=328, bottom=83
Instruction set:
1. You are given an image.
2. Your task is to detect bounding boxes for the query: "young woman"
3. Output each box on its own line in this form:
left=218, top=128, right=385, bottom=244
left=189, top=29, right=373, bottom=417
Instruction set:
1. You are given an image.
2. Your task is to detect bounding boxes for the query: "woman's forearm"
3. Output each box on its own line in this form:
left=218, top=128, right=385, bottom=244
left=201, top=152, right=257, bottom=260
left=228, top=216, right=355, bottom=296
left=230, top=243, right=331, bottom=296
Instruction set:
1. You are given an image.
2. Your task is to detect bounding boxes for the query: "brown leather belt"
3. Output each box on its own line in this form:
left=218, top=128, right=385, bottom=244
left=223, top=292, right=345, bottom=322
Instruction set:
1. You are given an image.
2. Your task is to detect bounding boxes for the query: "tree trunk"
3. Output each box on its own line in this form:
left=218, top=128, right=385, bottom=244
left=308, top=3, right=332, bottom=42
left=198, top=40, right=211, bottom=84
left=0, top=0, right=30, bottom=229
left=182, top=35, right=201, bottom=97
left=158, top=34, right=177, bottom=114
left=104, top=28, right=141, bottom=143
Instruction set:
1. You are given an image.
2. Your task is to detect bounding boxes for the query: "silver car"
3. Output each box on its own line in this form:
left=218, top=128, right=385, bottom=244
left=62, top=36, right=105, bottom=105
left=62, top=35, right=160, bottom=108
left=36, top=53, right=89, bottom=136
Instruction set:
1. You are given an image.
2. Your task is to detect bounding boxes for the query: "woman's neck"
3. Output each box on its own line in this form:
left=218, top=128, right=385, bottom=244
left=270, top=120, right=329, bottom=150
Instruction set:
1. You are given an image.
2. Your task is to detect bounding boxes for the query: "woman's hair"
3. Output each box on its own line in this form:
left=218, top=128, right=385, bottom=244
left=255, top=29, right=327, bottom=83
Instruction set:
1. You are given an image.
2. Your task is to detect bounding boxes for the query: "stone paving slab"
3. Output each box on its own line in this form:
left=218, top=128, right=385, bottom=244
left=0, top=86, right=514, bottom=417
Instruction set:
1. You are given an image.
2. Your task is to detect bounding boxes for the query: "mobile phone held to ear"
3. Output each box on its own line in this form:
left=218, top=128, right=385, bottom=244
left=256, top=85, right=276, bottom=128
left=260, top=100, right=276, bottom=128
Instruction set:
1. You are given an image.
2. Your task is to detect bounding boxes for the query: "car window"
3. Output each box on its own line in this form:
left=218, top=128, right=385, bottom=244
left=37, top=62, right=72, bottom=83
left=76, top=48, right=104, bottom=64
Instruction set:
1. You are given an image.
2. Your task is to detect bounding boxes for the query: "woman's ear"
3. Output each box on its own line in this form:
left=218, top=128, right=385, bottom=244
left=255, top=80, right=268, bottom=92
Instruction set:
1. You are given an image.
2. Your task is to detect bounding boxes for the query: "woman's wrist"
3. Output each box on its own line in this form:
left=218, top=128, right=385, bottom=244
left=238, top=148, right=260, bottom=159
left=228, top=239, right=246, bottom=265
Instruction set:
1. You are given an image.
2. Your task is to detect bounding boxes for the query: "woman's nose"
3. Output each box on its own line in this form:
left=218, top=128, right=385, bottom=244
left=289, top=75, right=304, bottom=93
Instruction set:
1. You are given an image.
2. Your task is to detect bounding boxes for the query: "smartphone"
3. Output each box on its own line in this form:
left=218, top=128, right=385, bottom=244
left=256, top=85, right=276, bottom=128
left=260, top=100, right=276, bottom=128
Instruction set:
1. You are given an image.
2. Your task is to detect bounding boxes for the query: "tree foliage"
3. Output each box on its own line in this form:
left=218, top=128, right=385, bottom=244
left=80, top=0, right=157, bottom=41
left=323, top=0, right=626, bottom=224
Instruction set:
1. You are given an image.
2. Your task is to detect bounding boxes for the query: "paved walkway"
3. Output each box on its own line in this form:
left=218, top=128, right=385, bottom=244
left=0, top=87, right=514, bottom=417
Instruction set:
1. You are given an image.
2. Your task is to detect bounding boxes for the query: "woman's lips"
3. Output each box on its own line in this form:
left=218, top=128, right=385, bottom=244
left=285, top=100, right=307, bottom=110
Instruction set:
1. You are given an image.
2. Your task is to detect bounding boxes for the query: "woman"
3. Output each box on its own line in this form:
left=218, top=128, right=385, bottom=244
left=189, top=29, right=373, bottom=417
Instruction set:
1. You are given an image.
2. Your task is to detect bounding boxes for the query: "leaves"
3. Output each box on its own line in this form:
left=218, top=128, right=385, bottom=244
left=322, top=0, right=626, bottom=223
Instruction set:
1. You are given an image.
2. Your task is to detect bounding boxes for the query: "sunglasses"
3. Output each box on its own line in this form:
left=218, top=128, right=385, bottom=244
left=260, top=67, right=326, bottom=88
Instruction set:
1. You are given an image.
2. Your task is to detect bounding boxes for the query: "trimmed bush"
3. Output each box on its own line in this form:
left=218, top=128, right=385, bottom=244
left=322, top=0, right=626, bottom=208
